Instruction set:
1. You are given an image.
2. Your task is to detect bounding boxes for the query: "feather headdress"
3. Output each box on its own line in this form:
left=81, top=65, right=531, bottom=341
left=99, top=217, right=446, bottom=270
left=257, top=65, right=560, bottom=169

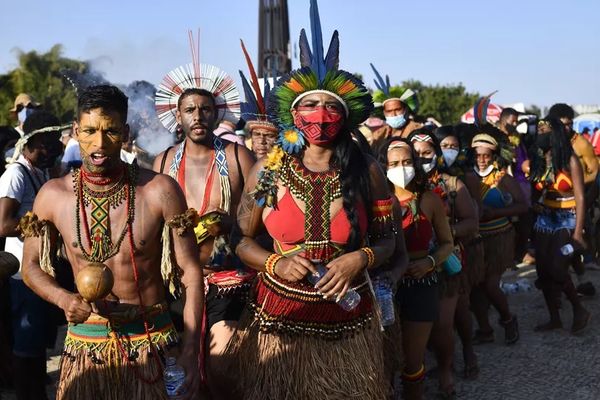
left=370, top=63, right=419, bottom=113
left=473, top=91, right=498, bottom=128
left=268, top=0, right=373, bottom=130
left=155, top=30, right=240, bottom=133
left=239, top=39, right=277, bottom=133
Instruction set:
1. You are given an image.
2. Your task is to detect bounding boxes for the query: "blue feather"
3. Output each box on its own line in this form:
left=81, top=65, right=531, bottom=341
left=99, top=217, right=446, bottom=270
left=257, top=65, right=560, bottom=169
left=370, top=63, right=389, bottom=96
left=324, top=30, right=339, bottom=71
left=299, top=29, right=313, bottom=68
left=238, top=70, right=259, bottom=117
left=309, top=0, right=326, bottom=82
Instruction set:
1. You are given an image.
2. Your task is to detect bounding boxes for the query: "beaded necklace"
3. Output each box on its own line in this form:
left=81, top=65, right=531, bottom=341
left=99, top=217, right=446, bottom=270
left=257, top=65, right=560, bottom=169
left=279, top=155, right=342, bottom=262
left=73, top=164, right=137, bottom=263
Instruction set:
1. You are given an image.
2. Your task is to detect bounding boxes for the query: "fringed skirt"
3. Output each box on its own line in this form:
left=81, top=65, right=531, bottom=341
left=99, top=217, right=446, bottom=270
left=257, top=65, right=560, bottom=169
left=459, top=238, right=485, bottom=292
left=481, top=224, right=515, bottom=278
left=225, top=272, right=388, bottom=400
left=56, top=305, right=179, bottom=400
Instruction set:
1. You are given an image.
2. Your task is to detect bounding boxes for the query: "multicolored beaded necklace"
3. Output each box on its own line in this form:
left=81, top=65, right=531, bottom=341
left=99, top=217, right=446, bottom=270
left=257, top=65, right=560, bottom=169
left=73, top=164, right=137, bottom=263
left=279, top=155, right=342, bottom=262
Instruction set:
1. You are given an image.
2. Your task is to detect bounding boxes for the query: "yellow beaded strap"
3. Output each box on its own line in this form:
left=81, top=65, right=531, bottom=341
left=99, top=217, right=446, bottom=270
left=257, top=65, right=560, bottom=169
left=360, top=247, right=375, bottom=269
left=265, top=253, right=284, bottom=275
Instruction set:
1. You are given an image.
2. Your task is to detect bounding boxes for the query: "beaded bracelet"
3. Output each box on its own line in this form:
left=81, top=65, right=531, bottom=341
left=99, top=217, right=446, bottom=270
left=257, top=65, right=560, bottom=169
left=360, top=247, right=376, bottom=269
left=265, top=253, right=284, bottom=275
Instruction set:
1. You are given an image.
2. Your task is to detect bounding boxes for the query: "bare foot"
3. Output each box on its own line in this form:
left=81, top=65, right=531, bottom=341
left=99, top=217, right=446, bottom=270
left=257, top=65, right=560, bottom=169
left=534, top=320, right=563, bottom=332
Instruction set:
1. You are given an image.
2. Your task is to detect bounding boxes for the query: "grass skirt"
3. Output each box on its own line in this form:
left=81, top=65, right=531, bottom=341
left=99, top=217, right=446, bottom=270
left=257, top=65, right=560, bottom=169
left=225, top=273, right=388, bottom=399
left=481, top=225, right=515, bottom=278
left=56, top=306, right=178, bottom=400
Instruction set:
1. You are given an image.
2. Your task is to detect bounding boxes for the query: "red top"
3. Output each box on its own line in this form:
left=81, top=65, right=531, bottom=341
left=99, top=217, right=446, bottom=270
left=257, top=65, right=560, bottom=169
left=401, top=200, right=433, bottom=261
left=264, top=188, right=368, bottom=253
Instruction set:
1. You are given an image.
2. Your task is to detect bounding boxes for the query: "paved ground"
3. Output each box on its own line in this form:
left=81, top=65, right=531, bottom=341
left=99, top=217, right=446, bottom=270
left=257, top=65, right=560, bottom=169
left=1, top=265, right=600, bottom=400
left=423, top=264, right=600, bottom=400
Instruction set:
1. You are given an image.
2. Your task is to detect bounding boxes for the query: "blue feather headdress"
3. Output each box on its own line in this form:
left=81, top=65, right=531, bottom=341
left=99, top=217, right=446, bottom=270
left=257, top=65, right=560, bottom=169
left=239, top=39, right=277, bottom=133
left=370, top=63, right=419, bottom=114
left=268, top=0, right=373, bottom=130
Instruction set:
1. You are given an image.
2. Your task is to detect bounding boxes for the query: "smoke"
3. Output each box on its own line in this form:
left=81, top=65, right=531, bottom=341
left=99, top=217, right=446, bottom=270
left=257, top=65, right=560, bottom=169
left=122, top=80, right=173, bottom=156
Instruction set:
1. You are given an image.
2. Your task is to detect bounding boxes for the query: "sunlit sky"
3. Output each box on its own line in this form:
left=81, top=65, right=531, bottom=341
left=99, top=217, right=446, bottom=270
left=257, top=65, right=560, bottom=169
left=1, top=0, right=598, bottom=109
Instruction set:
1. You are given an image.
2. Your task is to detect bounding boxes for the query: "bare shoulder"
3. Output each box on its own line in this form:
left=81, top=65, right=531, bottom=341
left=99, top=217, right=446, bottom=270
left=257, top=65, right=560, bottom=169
left=138, top=167, right=180, bottom=195
left=33, top=174, right=74, bottom=219
left=152, top=145, right=176, bottom=173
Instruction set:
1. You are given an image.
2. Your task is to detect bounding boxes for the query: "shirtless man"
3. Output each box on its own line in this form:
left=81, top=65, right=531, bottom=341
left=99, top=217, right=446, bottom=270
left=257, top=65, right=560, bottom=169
left=153, top=88, right=255, bottom=398
left=371, top=90, right=422, bottom=154
left=22, top=85, right=204, bottom=399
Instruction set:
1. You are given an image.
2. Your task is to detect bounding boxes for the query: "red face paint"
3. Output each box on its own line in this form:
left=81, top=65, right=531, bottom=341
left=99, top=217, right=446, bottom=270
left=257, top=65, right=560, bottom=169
left=293, top=106, right=343, bottom=145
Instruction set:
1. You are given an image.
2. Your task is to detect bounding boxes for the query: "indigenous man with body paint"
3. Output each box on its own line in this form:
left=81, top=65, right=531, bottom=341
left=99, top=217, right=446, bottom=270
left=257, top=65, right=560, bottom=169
left=21, top=85, right=204, bottom=399
left=153, top=35, right=255, bottom=399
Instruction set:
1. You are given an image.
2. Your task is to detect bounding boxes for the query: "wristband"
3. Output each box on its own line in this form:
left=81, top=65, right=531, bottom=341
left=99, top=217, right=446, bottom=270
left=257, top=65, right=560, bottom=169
left=265, top=253, right=284, bottom=275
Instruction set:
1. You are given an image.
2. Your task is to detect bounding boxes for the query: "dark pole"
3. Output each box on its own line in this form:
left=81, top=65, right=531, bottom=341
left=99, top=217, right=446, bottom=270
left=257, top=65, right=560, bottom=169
left=258, top=0, right=291, bottom=78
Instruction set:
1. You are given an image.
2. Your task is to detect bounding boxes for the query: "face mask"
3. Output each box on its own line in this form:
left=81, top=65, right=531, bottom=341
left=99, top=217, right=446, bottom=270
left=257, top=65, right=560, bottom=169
left=419, top=156, right=437, bottom=173
left=536, top=133, right=552, bottom=152
left=442, top=149, right=459, bottom=167
left=387, top=166, right=415, bottom=188
left=294, top=106, right=343, bottom=145
left=385, top=114, right=407, bottom=129
left=505, top=124, right=517, bottom=134
left=475, top=164, right=494, bottom=177
left=18, top=107, right=34, bottom=124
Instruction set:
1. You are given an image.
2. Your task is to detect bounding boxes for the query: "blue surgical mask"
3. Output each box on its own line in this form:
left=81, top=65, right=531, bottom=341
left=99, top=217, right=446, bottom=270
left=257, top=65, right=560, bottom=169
left=17, top=107, right=34, bottom=124
left=442, top=149, right=459, bottom=167
left=386, top=114, right=407, bottom=129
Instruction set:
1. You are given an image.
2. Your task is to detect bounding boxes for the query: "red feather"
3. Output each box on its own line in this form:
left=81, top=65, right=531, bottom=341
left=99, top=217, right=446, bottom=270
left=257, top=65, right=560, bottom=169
left=240, top=39, right=265, bottom=114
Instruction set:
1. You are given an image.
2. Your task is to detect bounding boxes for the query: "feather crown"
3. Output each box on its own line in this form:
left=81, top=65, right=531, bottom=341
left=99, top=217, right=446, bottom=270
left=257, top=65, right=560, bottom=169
left=370, top=63, right=419, bottom=114
left=155, top=30, right=240, bottom=133
left=238, top=39, right=277, bottom=132
left=268, top=0, right=373, bottom=129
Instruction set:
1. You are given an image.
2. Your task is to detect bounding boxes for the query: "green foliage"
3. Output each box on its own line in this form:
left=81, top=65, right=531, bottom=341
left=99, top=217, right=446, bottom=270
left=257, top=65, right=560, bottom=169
left=0, top=45, right=88, bottom=126
left=372, top=79, right=480, bottom=125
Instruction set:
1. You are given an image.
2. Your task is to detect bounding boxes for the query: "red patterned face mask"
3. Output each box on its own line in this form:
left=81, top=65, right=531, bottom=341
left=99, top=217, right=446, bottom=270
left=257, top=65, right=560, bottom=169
left=293, top=106, right=344, bottom=145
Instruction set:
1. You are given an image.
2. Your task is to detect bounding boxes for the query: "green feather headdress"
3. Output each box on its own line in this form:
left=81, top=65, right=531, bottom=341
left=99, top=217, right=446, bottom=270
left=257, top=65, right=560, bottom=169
left=267, top=0, right=373, bottom=131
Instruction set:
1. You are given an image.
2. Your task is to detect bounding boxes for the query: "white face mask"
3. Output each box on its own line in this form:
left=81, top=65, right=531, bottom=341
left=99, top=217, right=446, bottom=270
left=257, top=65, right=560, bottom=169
left=421, top=155, right=437, bottom=174
left=387, top=166, right=416, bottom=188
left=475, top=164, right=494, bottom=177
left=442, top=149, right=459, bottom=167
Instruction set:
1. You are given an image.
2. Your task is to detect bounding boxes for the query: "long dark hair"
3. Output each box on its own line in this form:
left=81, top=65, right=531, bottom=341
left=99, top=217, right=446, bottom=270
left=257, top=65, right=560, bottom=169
left=330, top=127, right=373, bottom=252
left=528, top=118, right=573, bottom=182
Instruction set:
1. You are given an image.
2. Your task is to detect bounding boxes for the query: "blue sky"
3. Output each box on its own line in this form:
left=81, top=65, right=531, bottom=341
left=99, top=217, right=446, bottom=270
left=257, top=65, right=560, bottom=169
left=0, top=0, right=598, bottom=109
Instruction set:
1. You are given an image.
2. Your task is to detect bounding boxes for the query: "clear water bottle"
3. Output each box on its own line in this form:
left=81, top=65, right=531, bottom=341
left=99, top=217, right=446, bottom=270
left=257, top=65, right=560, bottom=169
left=500, top=281, right=518, bottom=294
left=307, top=261, right=361, bottom=311
left=164, top=357, right=185, bottom=397
left=560, top=244, right=574, bottom=256
left=516, top=278, right=532, bottom=292
left=373, top=277, right=395, bottom=326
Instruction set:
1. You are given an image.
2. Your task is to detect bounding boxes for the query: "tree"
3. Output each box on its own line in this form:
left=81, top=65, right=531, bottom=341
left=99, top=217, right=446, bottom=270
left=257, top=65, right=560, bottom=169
left=372, top=79, right=480, bottom=125
left=0, top=45, right=89, bottom=126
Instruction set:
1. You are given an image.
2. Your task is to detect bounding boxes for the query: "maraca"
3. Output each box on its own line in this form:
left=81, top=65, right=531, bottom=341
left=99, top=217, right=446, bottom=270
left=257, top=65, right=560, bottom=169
left=75, top=262, right=114, bottom=302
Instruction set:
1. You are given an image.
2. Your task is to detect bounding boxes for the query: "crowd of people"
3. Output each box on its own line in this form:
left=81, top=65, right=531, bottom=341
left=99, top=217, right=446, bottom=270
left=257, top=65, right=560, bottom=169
left=0, top=1, right=598, bottom=399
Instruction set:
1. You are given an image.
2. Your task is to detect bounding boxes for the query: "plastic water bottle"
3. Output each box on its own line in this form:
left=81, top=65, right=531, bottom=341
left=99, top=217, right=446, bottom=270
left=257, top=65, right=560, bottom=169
left=560, top=244, right=574, bottom=256
left=373, top=278, right=395, bottom=326
left=500, top=281, right=518, bottom=294
left=307, top=261, right=361, bottom=311
left=516, top=279, right=532, bottom=292
left=164, top=357, right=185, bottom=397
